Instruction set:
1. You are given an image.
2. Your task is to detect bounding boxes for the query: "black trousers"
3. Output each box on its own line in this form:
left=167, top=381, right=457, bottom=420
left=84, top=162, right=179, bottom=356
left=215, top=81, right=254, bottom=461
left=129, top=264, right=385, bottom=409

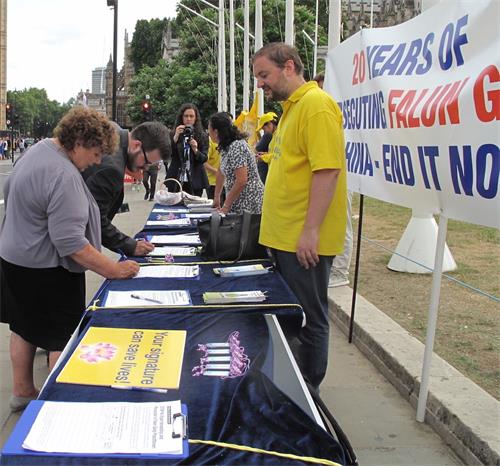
left=271, top=249, right=334, bottom=390
left=142, top=171, right=158, bottom=200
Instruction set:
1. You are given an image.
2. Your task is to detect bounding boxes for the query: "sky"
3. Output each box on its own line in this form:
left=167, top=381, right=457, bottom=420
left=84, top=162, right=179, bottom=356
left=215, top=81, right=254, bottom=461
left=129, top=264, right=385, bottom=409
left=6, top=0, right=179, bottom=104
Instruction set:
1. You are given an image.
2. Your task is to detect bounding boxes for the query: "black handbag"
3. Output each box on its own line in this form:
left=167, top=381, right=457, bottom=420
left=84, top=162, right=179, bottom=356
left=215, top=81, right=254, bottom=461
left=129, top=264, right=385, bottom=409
left=198, top=211, right=268, bottom=262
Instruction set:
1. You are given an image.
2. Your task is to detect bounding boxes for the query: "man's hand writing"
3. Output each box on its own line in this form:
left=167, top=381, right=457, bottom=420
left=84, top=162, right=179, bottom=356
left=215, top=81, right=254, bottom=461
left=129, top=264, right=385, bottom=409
left=134, top=240, right=155, bottom=256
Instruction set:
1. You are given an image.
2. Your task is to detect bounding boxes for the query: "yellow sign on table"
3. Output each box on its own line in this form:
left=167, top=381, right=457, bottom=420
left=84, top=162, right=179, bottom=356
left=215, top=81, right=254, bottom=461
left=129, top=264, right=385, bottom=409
left=56, top=327, right=186, bottom=390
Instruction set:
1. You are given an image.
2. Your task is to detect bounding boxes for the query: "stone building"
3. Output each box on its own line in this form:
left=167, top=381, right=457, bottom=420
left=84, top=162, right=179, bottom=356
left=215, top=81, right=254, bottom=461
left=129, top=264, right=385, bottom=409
left=162, top=20, right=179, bottom=63
left=342, top=0, right=420, bottom=38
left=78, top=21, right=180, bottom=127
left=104, top=30, right=134, bottom=128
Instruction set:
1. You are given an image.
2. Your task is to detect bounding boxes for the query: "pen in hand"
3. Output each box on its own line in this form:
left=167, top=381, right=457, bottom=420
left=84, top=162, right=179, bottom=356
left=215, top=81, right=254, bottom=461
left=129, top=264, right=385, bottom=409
left=117, top=249, right=128, bottom=260
left=130, top=293, right=163, bottom=304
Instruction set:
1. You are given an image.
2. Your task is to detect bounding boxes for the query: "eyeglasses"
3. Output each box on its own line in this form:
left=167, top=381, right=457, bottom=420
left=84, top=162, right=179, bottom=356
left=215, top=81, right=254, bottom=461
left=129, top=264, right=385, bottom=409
left=138, top=140, right=151, bottom=165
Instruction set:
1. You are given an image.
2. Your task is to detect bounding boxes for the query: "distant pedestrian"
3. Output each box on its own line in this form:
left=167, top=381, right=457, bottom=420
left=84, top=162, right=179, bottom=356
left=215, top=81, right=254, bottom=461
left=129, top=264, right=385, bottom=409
left=18, top=138, right=25, bottom=154
left=142, top=160, right=160, bottom=201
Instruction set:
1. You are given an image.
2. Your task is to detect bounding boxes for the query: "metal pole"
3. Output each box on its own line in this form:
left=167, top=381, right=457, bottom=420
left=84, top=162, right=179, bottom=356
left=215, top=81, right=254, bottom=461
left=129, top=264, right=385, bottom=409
left=112, top=0, right=118, bottom=122
left=217, top=14, right=222, bottom=110
left=10, top=127, right=14, bottom=165
left=370, top=0, right=374, bottom=28
left=313, top=0, right=319, bottom=76
left=417, top=215, right=448, bottom=422
left=328, top=0, right=341, bottom=49
left=243, top=0, right=250, bottom=111
left=349, top=194, right=364, bottom=343
left=219, top=0, right=227, bottom=111
left=229, top=0, right=236, bottom=117
left=285, top=0, right=294, bottom=46
left=254, top=0, right=264, bottom=115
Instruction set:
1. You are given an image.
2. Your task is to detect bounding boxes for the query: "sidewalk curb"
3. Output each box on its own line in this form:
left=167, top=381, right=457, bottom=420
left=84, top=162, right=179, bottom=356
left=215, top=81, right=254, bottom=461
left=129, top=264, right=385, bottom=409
left=328, top=286, right=500, bottom=466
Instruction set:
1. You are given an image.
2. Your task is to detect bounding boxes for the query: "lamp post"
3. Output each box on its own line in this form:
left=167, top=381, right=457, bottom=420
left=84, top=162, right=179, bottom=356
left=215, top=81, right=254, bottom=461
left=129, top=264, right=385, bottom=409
left=107, top=0, right=118, bottom=122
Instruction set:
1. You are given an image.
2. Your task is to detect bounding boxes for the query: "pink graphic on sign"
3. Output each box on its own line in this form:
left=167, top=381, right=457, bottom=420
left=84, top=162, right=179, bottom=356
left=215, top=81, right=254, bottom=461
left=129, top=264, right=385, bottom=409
left=78, top=342, right=118, bottom=364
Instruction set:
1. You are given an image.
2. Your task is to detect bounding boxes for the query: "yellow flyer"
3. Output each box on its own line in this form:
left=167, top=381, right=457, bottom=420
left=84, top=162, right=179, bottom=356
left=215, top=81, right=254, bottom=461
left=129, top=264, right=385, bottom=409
left=56, top=327, right=186, bottom=390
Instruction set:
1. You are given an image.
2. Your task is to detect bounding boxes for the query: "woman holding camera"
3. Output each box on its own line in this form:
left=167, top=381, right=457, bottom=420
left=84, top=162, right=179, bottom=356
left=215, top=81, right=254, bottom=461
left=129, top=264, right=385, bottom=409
left=165, top=103, right=209, bottom=196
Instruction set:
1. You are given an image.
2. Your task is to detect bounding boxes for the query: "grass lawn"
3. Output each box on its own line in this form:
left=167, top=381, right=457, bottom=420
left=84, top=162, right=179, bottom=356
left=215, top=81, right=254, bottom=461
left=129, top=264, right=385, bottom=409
left=349, top=194, right=500, bottom=399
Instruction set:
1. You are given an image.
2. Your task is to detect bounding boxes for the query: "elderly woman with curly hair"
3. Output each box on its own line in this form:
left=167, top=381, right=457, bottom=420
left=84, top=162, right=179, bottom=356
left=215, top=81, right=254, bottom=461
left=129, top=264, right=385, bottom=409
left=0, top=107, right=139, bottom=412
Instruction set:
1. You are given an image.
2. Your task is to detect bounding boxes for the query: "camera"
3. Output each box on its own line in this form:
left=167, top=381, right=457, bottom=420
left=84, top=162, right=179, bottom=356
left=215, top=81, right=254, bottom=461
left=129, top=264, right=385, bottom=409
left=183, top=125, right=194, bottom=139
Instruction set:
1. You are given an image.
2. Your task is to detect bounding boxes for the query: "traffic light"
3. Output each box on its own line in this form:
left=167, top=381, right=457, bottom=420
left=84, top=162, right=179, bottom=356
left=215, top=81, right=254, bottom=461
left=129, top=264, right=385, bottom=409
left=5, top=103, right=12, bottom=127
left=142, top=101, right=152, bottom=121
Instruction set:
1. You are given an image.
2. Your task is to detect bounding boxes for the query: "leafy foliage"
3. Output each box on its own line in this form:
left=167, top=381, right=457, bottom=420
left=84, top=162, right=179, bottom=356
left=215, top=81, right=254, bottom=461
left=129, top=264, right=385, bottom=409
left=127, top=1, right=328, bottom=127
left=130, top=18, right=169, bottom=71
left=6, top=89, right=71, bottom=137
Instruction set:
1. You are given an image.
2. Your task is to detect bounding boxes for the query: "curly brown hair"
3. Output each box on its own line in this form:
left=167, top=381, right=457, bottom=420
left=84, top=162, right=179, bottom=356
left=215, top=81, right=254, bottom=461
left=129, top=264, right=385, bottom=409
left=53, top=106, right=118, bottom=155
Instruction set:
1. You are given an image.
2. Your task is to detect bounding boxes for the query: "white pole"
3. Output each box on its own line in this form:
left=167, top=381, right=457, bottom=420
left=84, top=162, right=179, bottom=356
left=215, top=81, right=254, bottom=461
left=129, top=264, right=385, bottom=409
left=328, top=0, right=341, bottom=49
left=254, top=0, right=264, bottom=115
left=242, top=0, right=250, bottom=112
left=229, top=0, right=236, bottom=117
left=370, top=0, right=374, bottom=28
left=217, top=15, right=222, bottom=111
left=219, top=0, right=227, bottom=111
left=313, top=0, right=319, bottom=76
left=416, top=215, right=448, bottom=422
left=285, top=0, right=294, bottom=46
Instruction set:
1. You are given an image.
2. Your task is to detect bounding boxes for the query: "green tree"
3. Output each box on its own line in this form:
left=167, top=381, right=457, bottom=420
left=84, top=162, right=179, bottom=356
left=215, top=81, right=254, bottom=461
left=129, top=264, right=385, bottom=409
left=7, top=88, right=70, bottom=137
left=127, top=1, right=327, bottom=126
left=130, top=18, right=169, bottom=70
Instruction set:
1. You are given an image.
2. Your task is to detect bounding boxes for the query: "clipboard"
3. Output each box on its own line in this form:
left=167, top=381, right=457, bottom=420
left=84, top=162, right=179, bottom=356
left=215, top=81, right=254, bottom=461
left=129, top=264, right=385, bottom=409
left=1, top=400, right=189, bottom=460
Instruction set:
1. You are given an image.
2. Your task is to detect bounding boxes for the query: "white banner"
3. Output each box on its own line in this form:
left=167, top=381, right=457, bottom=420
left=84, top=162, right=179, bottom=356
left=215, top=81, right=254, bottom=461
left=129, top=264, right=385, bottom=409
left=325, top=0, right=499, bottom=228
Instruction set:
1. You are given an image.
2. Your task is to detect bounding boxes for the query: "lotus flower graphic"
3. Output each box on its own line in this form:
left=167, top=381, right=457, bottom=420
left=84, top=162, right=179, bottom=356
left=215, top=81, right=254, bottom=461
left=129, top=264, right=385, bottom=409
left=79, top=342, right=118, bottom=363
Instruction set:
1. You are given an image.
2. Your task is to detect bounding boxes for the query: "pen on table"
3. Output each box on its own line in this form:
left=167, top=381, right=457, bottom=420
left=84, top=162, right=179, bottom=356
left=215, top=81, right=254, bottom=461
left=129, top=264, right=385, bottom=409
left=110, top=385, right=168, bottom=394
left=130, top=293, right=163, bottom=304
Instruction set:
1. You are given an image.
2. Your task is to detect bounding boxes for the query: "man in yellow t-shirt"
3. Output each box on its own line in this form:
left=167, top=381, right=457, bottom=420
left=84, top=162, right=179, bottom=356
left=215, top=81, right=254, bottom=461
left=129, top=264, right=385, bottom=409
left=253, top=43, right=347, bottom=390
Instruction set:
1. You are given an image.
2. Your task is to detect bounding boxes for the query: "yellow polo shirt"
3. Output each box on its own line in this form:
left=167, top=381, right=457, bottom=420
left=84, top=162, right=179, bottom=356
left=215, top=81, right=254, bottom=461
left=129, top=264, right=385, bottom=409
left=206, top=140, right=221, bottom=186
left=259, top=81, right=347, bottom=255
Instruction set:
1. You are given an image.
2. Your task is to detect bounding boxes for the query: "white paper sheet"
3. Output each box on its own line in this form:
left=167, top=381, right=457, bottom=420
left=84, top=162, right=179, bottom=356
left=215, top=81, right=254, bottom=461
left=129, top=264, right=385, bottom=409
left=149, top=234, right=201, bottom=245
left=185, top=213, right=212, bottom=219
left=22, top=400, right=184, bottom=454
left=104, top=290, right=191, bottom=307
left=152, top=208, right=189, bottom=213
left=146, top=218, right=192, bottom=227
left=135, top=265, right=199, bottom=279
left=147, top=246, right=198, bottom=257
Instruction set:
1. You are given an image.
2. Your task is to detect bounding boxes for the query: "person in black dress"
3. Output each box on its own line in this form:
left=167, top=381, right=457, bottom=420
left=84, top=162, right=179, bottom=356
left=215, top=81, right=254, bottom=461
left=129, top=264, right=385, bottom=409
left=165, top=103, right=209, bottom=196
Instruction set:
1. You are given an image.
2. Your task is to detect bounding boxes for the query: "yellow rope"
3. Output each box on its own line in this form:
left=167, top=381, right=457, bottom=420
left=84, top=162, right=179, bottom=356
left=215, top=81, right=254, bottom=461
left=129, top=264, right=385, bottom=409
left=139, top=258, right=268, bottom=266
left=188, top=439, right=343, bottom=466
left=86, top=303, right=302, bottom=312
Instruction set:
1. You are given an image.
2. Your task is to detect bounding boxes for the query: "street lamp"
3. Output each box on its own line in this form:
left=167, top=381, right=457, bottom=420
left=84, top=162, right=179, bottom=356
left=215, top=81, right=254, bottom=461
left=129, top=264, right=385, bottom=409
left=107, top=0, right=118, bottom=122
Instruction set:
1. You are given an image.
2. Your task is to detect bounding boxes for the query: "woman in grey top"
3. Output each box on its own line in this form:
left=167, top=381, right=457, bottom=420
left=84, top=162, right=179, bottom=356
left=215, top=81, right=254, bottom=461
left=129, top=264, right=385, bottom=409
left=0, top=107, right=139, bottom=412
left=208, top=112, right=264, bottom=214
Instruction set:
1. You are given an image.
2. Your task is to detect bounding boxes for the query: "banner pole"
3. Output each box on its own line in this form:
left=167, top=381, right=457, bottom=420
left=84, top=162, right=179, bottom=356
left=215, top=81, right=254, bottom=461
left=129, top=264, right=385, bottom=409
left=416, top=214, right=448, bottom=422
left=348, top=194, right=364, bottom=343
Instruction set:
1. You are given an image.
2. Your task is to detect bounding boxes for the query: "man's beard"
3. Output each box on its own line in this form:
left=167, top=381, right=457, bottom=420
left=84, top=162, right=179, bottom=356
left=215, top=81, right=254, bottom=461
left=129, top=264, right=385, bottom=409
left=263, top=85, right=288, bottom=102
